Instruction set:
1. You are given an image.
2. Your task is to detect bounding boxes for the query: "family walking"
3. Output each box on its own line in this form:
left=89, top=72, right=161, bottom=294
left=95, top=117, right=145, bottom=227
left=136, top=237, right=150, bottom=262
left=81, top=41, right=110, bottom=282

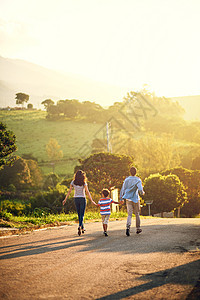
left=63, top=166, right=145, bottom=237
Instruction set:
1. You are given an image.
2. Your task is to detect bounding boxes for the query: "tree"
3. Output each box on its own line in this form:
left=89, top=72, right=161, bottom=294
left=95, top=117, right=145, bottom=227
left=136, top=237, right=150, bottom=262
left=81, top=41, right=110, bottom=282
left=46, top=138, right=63, bottom=172
left=26, top=159, right=43, bottom=188
left=143, top=173, right=187, bottom=215
left=27, top=103, right=33, bottom=109
left=41, top=99, right=54, bottom=110
left=123, top=133, right=180, bottom=178
left=57, top=100, right=79, bottom=118
left=0, top=156, right=32, bottom=189
left=0, top=122, right=17, bottom=169
left=75, top=152, right=135, bottom=192
left=46, top=104, right=60, bottom=119
left=15, top=93, right=29, bottom=107
left=161, top=167, right=200, bottom=217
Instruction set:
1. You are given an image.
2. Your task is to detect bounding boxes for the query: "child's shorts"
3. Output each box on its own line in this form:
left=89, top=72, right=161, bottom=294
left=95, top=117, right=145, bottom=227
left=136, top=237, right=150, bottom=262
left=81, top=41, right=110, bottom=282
left=101, top=214, right=110, bottom=225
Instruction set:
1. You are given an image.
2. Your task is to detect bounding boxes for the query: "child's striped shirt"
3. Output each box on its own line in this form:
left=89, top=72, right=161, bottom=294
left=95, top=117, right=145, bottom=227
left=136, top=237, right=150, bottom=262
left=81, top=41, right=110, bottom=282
left=98, top=198, right=114, bottom=215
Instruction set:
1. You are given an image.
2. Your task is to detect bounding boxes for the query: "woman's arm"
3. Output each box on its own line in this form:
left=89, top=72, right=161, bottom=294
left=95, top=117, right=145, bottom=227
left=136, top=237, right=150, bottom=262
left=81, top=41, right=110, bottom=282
left=84, top=185, right=96, bottom=205
left=62, top=184, right=73, bottom=205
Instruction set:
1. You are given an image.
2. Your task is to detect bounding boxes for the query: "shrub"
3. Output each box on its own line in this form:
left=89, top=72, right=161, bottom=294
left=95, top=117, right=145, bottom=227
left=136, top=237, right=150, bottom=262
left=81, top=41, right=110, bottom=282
left=0, top=199, right=31, bottom=216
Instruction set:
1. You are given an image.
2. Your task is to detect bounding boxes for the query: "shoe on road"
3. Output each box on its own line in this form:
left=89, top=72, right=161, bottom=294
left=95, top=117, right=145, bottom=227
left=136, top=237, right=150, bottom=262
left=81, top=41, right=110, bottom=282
left=136, top=228, right=142, bottom=234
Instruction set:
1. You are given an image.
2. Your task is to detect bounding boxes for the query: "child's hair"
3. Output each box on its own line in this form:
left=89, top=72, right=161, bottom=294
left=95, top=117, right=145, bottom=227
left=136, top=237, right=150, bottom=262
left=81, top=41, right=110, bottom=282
left=102, top=189, right=110, bottom=198
left=73, top=170, right=87, bottom=186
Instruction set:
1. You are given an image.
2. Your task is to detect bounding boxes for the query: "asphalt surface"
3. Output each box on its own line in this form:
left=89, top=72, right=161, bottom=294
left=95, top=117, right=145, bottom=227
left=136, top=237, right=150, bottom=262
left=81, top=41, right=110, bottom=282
left=0, top=218, right=200, bottom=299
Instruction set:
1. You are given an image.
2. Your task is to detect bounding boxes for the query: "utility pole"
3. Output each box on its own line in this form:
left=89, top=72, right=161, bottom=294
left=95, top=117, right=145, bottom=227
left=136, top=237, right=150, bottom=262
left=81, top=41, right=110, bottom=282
left=106, top=122, right=111, bottom=153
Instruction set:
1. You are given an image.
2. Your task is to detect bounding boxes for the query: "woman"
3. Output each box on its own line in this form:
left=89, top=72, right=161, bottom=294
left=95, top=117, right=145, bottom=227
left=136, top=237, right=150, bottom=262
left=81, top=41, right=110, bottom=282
left=63, top=170, right=95, bottom=236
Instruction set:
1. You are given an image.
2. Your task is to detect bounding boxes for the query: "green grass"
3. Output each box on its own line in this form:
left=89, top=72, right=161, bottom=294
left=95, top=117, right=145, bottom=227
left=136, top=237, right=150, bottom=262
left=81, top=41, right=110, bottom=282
left=0, top=211, right=128, bottom=229
left=0, top=110, right=102, bottom=176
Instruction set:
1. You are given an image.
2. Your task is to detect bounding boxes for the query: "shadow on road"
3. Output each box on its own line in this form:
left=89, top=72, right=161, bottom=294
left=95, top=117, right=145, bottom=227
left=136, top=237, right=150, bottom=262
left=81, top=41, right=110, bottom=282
left=0, top=223, right=199, bottom=260
left=95, top=260, right=200, bottom=300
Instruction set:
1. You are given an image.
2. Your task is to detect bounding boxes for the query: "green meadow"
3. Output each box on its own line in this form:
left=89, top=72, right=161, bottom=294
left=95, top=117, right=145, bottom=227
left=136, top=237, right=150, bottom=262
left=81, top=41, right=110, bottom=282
left=0, top=110, right=101, bottom=176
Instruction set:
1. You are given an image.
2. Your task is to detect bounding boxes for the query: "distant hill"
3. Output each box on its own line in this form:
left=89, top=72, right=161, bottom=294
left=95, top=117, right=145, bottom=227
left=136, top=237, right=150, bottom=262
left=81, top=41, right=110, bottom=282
left=170, top=95, right=200, bottom=120
left=0, top=56, right=128, bottom=109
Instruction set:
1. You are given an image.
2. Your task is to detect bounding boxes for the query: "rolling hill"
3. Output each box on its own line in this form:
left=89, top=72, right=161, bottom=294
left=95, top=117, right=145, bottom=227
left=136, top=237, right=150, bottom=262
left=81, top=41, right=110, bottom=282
left=0, top=55, right=128, bottom=109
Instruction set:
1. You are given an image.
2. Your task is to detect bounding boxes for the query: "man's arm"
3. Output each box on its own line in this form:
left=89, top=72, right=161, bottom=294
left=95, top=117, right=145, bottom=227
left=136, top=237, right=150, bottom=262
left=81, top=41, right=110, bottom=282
left=137, top=180, right=145, bottom=195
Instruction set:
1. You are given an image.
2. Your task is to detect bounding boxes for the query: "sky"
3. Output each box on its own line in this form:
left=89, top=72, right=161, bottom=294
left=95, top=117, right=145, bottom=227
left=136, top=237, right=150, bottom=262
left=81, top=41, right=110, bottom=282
left=0, top=0, right=200, bottom=98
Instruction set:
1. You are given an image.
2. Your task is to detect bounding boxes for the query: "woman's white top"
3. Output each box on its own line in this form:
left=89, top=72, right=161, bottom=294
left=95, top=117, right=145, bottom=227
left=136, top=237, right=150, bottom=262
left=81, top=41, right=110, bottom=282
left=71, top=181, right=87, bottom=198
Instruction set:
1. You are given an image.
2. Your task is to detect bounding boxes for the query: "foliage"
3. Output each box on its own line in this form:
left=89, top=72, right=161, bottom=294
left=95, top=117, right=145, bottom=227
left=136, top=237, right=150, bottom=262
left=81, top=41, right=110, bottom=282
left=27, top=103, right=33, bottom=109
left=0, top=156, right=32, bottom=189
left=30, top=188, right=67, bottom=213
left=26, top=159, right=43, bottom=188
left=46, top=138, right=63, bottom=161
left=143, top=173, right=187, bottom=214
left=0, top=156, right=43, bottom=190
left=43, top=173, right=60, bottom=190
left=0, top=122, right=17, bottom=169
left=122, top=133, right=180, bottom=178
left=1, top=99, right=200, bottom=177
left=41, top=99, right=54, bottom=110
left=75, top=152, right=135, bottom=192
left=0, top=199, right=31, bottom=216
left=161, top=167, right=200, bottom=217
left=15, top=92, right=29, bottom=107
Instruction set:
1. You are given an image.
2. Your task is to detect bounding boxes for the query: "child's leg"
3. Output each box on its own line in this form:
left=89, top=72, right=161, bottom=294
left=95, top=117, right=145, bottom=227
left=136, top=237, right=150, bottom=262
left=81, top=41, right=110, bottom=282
left=103, top=223, right=107, bottom=232
left=103, top=215, right=110, bottom=232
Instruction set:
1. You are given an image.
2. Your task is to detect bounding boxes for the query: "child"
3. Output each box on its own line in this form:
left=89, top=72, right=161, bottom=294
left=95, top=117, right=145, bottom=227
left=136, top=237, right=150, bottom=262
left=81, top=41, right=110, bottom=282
left=98, top=188, right=121, bottom=236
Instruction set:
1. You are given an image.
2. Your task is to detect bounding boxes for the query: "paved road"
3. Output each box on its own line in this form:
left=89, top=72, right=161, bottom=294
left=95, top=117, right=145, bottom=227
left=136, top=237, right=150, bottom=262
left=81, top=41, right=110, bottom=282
left=0, top=218, right=200, bottom=300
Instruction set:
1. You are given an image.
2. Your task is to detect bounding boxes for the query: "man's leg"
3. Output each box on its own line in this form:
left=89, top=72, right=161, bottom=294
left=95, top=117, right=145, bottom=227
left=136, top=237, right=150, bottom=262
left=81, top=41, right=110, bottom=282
left=134, top=200, right=142, bottom=234
left=126, top=200, right=133, bottom=236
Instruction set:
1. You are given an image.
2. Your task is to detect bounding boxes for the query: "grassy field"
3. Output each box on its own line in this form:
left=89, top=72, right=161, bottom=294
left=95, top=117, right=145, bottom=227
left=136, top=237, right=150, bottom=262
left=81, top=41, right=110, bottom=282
left=0, top=110, right=102, bottom=176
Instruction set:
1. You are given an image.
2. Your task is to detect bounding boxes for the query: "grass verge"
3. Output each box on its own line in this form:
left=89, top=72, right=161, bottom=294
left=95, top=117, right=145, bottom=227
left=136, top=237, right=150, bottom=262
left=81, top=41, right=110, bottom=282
left=0, top=211, right=128, bottom=236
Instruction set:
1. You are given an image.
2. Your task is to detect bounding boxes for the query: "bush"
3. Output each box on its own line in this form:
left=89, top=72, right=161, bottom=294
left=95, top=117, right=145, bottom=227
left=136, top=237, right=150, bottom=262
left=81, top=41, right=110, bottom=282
left=30, top=188, right=73, bottom=214
left=7, top=184, right=16, bottom=192
left=0, top=210, right=13, bottom=220
left=0, top=199, right=31, bottom=216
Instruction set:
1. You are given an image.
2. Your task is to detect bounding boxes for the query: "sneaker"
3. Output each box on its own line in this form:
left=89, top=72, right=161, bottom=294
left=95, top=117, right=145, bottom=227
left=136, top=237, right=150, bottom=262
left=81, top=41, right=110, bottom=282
left=104, top=231, right=108, bottom=237
left=81, top=228, right=85, bottom=234
left=126, top=228, right=130, bottom=236
left=78, top=227, right=81, bottom=236
left=136, top=228, right=142, bottom=234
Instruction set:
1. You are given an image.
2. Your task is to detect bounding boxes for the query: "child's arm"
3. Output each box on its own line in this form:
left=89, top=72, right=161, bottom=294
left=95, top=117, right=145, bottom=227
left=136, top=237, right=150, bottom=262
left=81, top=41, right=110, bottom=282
left=113, top=201, right=123, bottom=205
left=63, top=184, right=73, bottom=205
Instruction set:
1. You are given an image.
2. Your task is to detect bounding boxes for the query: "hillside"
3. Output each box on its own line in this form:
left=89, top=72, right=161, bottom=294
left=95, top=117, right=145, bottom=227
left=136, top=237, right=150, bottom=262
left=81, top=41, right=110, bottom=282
left=0, top=110, right=102, bottom=176
left=0, top=56, right=128, bottom=109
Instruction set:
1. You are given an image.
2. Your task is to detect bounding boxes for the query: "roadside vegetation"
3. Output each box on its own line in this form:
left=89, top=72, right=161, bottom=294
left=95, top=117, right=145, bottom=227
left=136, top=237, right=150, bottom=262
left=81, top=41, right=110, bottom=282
left=1, top=88, right=200, bottom=233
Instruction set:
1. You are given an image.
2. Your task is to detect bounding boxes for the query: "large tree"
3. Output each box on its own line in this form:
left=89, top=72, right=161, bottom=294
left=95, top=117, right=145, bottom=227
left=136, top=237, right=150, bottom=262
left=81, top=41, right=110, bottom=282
left=143, top=173, right=187, bottom=215
left=75, top=152, right=135, bottom=192
left=0, top=122, right=17, bottom=169
left=41, top=99, right=54, bottom=110
left=161, top=167, right=200, bottom=217
left=15, top=92, right=29, bottom=107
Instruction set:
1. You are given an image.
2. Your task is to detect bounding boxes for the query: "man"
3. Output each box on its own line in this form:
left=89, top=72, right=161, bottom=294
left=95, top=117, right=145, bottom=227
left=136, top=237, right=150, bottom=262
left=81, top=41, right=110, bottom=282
left=120, top=166, right=145, bottom=236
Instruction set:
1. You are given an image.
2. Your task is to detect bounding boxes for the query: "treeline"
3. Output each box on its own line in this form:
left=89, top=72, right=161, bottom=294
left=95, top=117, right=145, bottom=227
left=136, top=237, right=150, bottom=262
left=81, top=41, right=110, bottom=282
left=0, top=153, right=200, bottom=218
left=43, top=91, right=200, bottom=145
